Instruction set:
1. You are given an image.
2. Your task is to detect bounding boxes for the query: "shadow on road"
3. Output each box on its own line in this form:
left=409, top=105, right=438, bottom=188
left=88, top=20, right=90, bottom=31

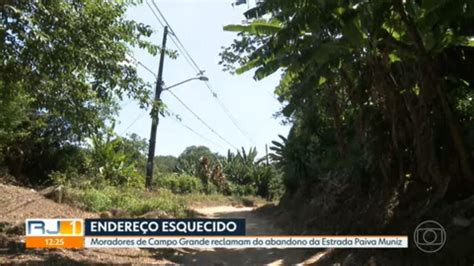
left=150, top=206, right=325, bottom=265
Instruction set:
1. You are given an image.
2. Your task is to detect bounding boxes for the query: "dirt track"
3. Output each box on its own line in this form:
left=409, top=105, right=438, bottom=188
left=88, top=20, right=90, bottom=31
left=0, top=183, right=328, bottom=264
left=0, top=183, right=172, bottom=264
left=172, top=206, right=328, bottom=265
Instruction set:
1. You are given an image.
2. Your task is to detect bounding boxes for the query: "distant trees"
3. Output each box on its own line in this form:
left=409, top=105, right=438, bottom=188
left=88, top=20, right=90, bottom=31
left=176, top=146, right=219, bottom=176
left=154, top=156, right=179, bottom=173
left=220, top=147, right=283, bottom=199
left=152, top=146, right=283, bottom=199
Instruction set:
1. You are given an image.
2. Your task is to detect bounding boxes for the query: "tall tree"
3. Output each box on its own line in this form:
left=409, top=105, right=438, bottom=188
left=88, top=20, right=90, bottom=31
left=0, top=0, right=161, bottom=180
left=221, top=0, right=474, bottom=204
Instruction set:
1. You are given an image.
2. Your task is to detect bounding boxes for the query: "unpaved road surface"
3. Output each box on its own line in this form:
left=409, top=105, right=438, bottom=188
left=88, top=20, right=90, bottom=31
left=0, top=183, right=328, bottom=264
left=0, top=183, right=172, bottom=264
left=169, top=206, right=327, bottom=265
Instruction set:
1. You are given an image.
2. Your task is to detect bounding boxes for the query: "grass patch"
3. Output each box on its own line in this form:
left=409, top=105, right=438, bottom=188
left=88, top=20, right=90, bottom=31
left=62, top=186, right=270, bottom=218
left=64, top=186, right=188, bottom=217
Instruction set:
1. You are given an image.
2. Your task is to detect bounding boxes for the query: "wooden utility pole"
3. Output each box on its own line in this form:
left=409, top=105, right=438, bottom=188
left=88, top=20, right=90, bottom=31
left=146, top=26, right=168, bottom=190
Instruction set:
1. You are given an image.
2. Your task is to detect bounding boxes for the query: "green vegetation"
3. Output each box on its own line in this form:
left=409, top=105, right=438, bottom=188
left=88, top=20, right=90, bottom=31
left=1, top=0, right=158, bottom=184
left=0, top=1, right=281, bottom=217
left=62, top=185, right=266, bottom=217
left=1, top=0, right=472, bottom=263
left=48, top=130, right=147, bottom=189
left=64, top=186, right=188, bottom=217
left=40, top=128, right=280, bottom=214
left=175, top=146, right=284, bottom=199
left=222, top=0, right=474, bottom=205
left=155, top=173, right=204, bottom=194
left=221, top=0, right=474, bottom=263
left=154, top=155, right=179, bottom=173
left=47, top=133, right=281, bottom=214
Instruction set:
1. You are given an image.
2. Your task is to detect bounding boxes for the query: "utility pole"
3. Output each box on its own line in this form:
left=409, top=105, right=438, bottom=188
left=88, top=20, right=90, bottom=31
left=146, top=26, right=168, bottom=190
left=265, top=144, right=269, bottom=165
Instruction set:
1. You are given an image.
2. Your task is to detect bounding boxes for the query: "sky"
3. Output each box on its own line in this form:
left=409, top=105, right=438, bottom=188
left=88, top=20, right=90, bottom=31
left=116, top=0, right=290, bottom=157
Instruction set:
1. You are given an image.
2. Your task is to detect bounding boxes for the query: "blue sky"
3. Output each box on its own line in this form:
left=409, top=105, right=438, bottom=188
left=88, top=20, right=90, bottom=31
left=116, top=0, right=290, bottom=157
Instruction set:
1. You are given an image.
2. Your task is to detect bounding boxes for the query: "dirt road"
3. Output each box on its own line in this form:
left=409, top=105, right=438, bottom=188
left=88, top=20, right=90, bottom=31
left=0, top=183, right=172, bottom=264
left=169, top=206, right=327, bottom=265
left=0, top=183, right=328, bottom=264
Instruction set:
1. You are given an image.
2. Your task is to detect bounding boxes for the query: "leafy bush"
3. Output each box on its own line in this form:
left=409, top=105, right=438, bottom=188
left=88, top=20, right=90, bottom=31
left=228, top=183, right=257, bottom=196
left=154, top=155, right=179, bottom=173
left=253, top=165, right=284, bottom=200
left=89, top=131, right=145, bottom=187
left=79, top=188, right=114, bottom=212
left=219, top=148, right=284, bottom=199
left=154, top=173, right=204, bottom=194
left=267, top=172, right=285, bottom=200
left=47, top=131, right=147, bottom=189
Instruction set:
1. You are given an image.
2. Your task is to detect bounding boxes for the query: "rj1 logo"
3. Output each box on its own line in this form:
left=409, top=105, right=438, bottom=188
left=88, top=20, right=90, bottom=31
left=26, top=219, right=83, bottom=236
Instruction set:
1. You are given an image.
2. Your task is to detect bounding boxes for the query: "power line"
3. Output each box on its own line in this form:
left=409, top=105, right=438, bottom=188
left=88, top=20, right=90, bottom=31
left=145, top=1, right=166, bottom=29
left=120, top=101, right=227, bottom=151
left=168, top=90, right=238, bottom=150
left=137, top=61, right=157, bottom=77
left=150, top=1, right=202, bottom=74
left=145, top=1, right=191, bottom=74
left=128, top=53, right=157, bottom=77
left=147, top=1, right=255, bottom=145
left=146, top=0, right=197, bottom=74
left=130, top=54, right=237, bottom=150
left=167, top=109, right=225, bottom=150
left=203, top=81, right=257, bottom=145
left=121, top=98, right=133, bottom=109
left=121, top=110, right=147, bottom=135
left=150, top=1, right=175, bottom=36
left=166, top=35, right=202, bottom=74
left=144, top=2, right=200, bottom=74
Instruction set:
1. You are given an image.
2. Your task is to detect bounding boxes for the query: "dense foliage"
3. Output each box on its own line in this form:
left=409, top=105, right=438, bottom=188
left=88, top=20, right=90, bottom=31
left=0, top=0, right=157, bottom=183
left=221, top=0, right=474, bottom=208
left=0, top=1, right=283, bottom=203
left=166, top=146, right=283, bottom=199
